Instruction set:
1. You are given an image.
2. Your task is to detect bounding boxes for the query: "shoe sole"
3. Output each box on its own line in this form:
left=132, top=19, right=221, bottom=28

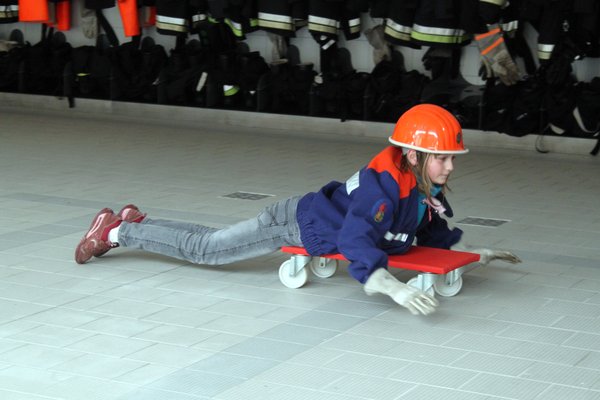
left=75, top=208, right=114, bottom=264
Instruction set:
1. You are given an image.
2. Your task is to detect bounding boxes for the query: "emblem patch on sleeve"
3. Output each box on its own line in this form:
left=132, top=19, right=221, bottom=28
left=372, top=199, right=389, bottom=223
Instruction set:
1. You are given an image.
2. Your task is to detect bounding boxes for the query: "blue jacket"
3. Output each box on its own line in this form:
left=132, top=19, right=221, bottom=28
left=297, top=146, right=463, bottom=283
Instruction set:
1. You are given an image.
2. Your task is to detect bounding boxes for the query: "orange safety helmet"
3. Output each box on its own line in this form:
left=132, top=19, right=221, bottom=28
left=389, top=104, right=469, bottom=154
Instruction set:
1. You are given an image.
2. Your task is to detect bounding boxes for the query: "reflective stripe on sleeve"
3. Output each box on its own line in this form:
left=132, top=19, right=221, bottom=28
left=384, top=232, right=409, bottom=242
left=345, top=171, right=360, bottom=195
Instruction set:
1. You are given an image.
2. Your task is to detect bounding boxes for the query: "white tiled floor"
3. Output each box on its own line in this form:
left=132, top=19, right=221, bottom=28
left=0, top=100, right=599, bottom=400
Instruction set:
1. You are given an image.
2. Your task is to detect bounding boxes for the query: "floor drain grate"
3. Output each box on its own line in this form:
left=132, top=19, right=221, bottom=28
left=456, top=216, right=510, bottom=227
left=221, top=191, right=275, bottom=201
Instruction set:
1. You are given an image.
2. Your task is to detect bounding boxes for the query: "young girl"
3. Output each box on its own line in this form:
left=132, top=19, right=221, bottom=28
left=75, top=104, right=519, bottom=316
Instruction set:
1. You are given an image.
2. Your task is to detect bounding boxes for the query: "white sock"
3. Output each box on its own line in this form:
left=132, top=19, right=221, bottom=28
left=108, top=225, right=120, bottom=244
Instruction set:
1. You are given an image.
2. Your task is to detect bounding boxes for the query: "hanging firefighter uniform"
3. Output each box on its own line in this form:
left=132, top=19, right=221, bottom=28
left=384, top=0, right=418, bottom=47
left=520, top=0, right=570, bottom=62
left=410, top=0, right=470, bottom=47
left=155, top=0, right=210, bottom=35
left=155, top=1, right=253, bottom=39
left=569, top=0, right=600, bottom=57
left=308, top=0, right=361, bottom=49
left=477, top=0, right=519, bottom=35
left=384, top=0, right=471, bottom=48
left=220, top=0, right=258, bottom=40
left=256, top=0, right=306, bottom=37
left=155, top=0, right=191, bottom=34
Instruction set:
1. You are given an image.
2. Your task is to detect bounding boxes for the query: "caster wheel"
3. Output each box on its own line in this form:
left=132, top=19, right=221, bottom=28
left=434, top=276, right=463, bottom=297
left=279, top=260, right=308, bottom=289
left=310, top=258, right=338, bottom=278
left=407, top=277, right=435, bottom=297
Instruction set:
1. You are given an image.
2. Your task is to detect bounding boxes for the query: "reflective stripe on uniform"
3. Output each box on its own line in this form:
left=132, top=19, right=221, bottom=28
left=0, top=5, right=18, bottom=18
left=224, top=85, right=240, bottom=96
left=385, top=19, right=412, bottom=41
left=345, top=171, right=360, bottom=195
left=538, top=43, right=554, bottom=60
left=501, top=20, right=518, bottom=34
left=258, top=11, right=293, bottom=31
left=156, top=15, right=188, bottom=32
left=384, top=232, right=409, bottom=242
left=225, top=18, right=243, bottom=37
left=411, top=23, right=468, bottom=45
left=192, top=13, right=207, bottom=23
left=308, top=15, right=339, bottom=35
left=348, top=17, right=361, bottom=34
left=156, top=15, right=186, bottom=26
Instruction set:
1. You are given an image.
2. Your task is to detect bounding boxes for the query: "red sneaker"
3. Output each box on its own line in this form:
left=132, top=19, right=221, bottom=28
left=117, top=204, right=146, bottom=223
left=74, top=208, right=121, bottom=264
left=94, top=204, right=146, bottom=258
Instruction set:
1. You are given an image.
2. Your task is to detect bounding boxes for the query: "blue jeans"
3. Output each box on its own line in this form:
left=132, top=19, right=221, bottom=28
left=118, top=196, right=303, bottom=265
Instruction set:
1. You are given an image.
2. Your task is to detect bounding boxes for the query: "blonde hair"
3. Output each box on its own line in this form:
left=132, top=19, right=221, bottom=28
left=400, top=151, right=448, bottom=201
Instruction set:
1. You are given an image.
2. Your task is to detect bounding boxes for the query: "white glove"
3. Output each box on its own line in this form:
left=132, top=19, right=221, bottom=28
left=267, top=32, right=288, bottom=61
left=472, top=248, right=522, bottom=265
left=81, top=8, right=98, bottom=39
left=475, top=24, right=520, bottom=86
left=453, top=241, right=522, bottom=265
left=365, top=24, right=391, bottom=65
left=364, top=268, right=439, bottom=315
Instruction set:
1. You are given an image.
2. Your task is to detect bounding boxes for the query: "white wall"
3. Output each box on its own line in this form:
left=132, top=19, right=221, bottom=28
left=1, top=3, right=598, bottom=84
